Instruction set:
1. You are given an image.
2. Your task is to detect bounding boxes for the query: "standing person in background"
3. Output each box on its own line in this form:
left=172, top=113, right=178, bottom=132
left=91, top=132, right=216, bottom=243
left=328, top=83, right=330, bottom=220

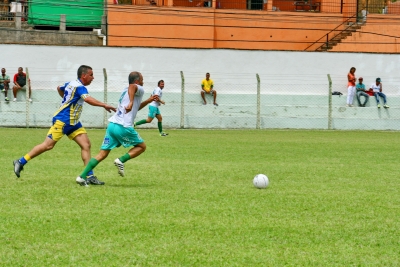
left=76, top=71, right=157, bottom=186
left=13, top=67, right=32, bottom=102
left=135, top=80, right=168, bottom=137
left=346, top=67, right=356, bottom=107
left=13, top=65, right=116, bottom=185
left=355, top=77, right=369, bottom=107
left=0, top=68, right=10, bottom=102
left=201, top=72, right=218, bottom=106
left=370, top=77, right=389, bottom=108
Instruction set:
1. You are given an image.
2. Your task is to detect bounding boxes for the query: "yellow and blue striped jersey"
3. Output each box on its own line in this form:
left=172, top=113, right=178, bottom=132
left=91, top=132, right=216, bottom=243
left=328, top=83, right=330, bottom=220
left=53, top=79, right=90, bottom=125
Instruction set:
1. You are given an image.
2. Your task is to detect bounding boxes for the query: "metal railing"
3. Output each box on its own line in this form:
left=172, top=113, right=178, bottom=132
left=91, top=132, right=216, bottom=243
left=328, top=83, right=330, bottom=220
left=304, top=13, right=358, bottom=51
left=0, top=2, right=27, bottom=21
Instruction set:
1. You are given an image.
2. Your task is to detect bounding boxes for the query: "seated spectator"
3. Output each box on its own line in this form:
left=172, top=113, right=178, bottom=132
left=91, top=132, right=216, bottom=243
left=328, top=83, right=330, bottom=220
left=355, top=77, right=369, bottom=107
left=370, top=77, right=389, bottom=108
left=13, top=67, right=32, bottom=102
left=0, top=68, right=10, bottom=102
left=201, top=72, right=218, bottom=106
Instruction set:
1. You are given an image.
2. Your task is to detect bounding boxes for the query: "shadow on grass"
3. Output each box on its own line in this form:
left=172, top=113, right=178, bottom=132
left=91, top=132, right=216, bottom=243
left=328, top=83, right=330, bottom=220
left=105, top=183, right=153, bottom=188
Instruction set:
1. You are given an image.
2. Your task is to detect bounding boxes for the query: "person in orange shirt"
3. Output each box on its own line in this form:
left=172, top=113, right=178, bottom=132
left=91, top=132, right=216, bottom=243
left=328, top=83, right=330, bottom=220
left=346, top=67, right=356, bottom=107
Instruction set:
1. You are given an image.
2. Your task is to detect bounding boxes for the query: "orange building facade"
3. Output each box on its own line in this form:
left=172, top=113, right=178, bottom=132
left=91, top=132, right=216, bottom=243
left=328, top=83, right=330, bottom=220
left=107, top=0, right=400, bottom=53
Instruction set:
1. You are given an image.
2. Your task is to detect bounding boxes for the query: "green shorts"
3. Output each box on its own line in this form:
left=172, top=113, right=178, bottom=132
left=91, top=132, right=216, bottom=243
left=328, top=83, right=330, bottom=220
left=100, top=122, right=144, bottom=150
left=148, top=105, right=160, bottom=119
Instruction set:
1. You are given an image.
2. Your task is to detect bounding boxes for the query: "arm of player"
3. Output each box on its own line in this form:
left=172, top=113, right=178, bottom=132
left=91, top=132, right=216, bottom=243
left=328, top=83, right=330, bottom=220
left=125, top=84, right=137, bottom=113
left=139, top=95, right=158, bottom=111
left=84, top=96, right=117, bottom=113
left=57, top=86, right=64, bottom=98
left=154, top=94, right=165, bottom=105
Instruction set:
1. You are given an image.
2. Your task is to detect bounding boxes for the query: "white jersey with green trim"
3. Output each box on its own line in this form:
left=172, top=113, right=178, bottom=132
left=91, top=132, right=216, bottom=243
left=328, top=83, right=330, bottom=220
left=109, top=84, right=144, bottom=127
left=150, top=87, right=162, bottom=107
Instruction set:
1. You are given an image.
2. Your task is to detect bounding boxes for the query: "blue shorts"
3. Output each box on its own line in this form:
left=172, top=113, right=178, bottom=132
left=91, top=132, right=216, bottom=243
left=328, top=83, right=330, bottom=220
left=47, top=120, right=86, bottom=141
left=100, top=122, right=144, bottom=150
left=148, top=106, right=160, bottom=119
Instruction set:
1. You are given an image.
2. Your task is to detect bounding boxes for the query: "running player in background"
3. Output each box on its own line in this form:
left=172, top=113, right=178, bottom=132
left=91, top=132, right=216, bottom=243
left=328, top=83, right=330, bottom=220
left=13, top=65, right=116, bottom=185
left=134, top=79, right=168, bottom=136
left=76, top=71, right=157, bottom=186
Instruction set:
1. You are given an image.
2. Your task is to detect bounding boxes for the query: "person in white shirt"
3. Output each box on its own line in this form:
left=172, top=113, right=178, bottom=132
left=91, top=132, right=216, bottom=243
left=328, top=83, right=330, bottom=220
left=370, top=77, right=389, bottom=108
left=75, top=71, right=157, bottom=186
left=134, top=80, right=168, bottom=137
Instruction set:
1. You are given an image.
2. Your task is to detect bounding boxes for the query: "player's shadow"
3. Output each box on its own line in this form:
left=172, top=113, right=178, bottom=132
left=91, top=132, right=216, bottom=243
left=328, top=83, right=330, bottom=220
left=106, top=183, right=153, bottom=188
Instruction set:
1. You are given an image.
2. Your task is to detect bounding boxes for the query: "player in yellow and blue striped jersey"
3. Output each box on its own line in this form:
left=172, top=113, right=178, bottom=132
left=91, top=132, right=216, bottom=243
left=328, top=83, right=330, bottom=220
left=13, top=65, right=116, bottom=185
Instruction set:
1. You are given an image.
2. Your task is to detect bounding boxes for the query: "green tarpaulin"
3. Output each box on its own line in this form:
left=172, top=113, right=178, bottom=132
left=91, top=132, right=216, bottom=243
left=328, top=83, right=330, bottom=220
left=28, top=0, right=104, bottom=27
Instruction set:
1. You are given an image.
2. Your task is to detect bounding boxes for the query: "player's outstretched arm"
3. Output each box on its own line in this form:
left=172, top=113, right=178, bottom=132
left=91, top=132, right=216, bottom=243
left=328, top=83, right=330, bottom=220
left=84, top=96, right=116, bottom=113
left=139, top=95, right=158, bottom=110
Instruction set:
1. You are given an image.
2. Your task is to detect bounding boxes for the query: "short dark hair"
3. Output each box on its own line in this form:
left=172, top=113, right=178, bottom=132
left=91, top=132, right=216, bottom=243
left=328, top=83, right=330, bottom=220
left=128, top=72, right=141, bottom=84
left=77, top=65, right=92, bottom=78
left=206, top=72, right=210, bottom=75
left=158, top=80, right=164, bottom=86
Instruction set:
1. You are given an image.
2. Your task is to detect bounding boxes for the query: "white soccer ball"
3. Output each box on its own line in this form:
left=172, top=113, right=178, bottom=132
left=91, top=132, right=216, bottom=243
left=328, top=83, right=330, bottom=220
left=253, top=174, right=269, bottom=189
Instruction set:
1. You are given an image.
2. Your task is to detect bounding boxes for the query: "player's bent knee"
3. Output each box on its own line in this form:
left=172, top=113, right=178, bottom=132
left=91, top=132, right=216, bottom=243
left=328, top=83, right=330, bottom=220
left=139, top=143, right=147, bottom=152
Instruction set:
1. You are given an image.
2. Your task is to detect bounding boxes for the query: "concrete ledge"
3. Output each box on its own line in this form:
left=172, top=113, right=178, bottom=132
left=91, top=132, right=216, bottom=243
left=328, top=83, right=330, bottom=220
left=1, top=91, right=399, bottom=130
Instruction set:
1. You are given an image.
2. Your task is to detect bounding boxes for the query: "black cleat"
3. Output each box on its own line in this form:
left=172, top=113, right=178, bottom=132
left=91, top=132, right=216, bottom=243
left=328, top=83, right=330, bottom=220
left=13, top=160, right=23, bottom=178
left=87, top=176, right=105, bottom=185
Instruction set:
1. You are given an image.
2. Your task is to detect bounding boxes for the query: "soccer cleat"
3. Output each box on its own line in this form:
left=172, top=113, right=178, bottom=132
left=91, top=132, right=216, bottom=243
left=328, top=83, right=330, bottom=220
left=13, top=98, right=17, bottom=102
left=384, top=104, right=389, bottom=108
left=160, top=132, right=168, bottom=137
left=13, top=160, right=24, bottom=178
left=1, top=88, right=5, bottom=92
left=87, top=175, right=105, bottom=185
left=114, top=158, right=125, bottom=177
left=28, top=98, right=32, bottom=102
left=76, top=176, right=88, bottom=187
left=5, top=97, right=9, bottom=102
left=377, top=104, right=381, bottom=108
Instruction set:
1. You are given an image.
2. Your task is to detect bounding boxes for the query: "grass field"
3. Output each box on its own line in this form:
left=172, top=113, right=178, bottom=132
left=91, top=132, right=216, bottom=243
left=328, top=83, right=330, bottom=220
left=1, top=128, right=400, bottom=266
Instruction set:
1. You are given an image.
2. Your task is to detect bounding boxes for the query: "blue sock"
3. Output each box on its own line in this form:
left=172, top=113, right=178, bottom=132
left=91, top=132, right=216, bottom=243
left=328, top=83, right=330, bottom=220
left=19, top=157, right=27, bottom=165
left=87, top=170, right=94, bottom=177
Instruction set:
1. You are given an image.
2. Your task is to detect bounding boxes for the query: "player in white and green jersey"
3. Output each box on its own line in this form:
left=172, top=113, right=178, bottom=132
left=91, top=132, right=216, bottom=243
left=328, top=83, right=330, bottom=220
left=134, top=80, right=168, bottom=136
left=76, top=71, right=156, bottom=186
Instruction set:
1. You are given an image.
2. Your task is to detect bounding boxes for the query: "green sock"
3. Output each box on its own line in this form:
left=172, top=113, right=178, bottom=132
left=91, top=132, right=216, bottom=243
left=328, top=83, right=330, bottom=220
left=80, top=158, right=99, bottom=179
left=119, top=153, right=131, bottom=163
left=158, top=122, right=163, bottom=133
left=135, top=119, right=147, bottom=126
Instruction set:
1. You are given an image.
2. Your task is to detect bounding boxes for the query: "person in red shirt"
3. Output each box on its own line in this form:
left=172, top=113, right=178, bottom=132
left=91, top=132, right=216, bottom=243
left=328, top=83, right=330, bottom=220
left=13, top=67, right=32, bottom=102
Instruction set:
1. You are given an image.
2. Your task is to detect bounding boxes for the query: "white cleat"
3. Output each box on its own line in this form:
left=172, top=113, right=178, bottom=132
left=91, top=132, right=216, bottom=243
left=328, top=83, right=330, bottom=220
left=114, top=158, right=125, bottom=177
left=76, top=176, right=88, bottom=187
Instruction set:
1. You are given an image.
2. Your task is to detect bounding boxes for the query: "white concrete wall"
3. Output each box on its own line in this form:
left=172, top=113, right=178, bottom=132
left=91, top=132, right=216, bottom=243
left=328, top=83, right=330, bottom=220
left=1, top=44, right=400, bottom=95
left=1, top=44, right=400, bottom=130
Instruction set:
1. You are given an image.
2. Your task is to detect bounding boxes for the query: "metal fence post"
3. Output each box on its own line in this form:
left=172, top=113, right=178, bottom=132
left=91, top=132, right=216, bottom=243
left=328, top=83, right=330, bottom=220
left=180, top=71, right=185, bottom=129
left=327, top=74, right=332, bottom=130
left=256, top=73, right=261, bottom=129
left=26, top=67, right=30, bottom=128
left=103, top=68, right=108, bottom=128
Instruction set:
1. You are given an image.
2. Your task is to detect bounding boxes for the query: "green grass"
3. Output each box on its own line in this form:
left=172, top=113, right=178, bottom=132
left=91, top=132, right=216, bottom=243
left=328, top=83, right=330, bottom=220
left=1, top=128, right=400, bottom=266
